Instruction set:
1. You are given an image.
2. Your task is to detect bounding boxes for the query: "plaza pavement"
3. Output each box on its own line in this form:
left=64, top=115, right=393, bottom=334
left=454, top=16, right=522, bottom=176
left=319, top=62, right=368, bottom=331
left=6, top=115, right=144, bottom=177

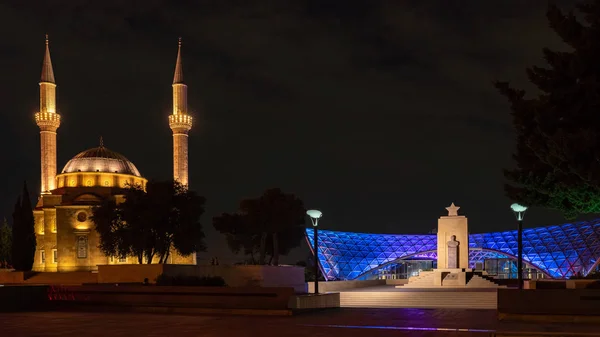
left=1, top=308, right=599, bottom=336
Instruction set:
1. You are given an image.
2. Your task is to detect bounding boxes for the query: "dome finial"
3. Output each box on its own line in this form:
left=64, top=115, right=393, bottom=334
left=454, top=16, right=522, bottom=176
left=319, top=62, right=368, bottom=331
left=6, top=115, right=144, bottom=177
left=45, top=34, right=49, bottom=46
left=99, top=136, right=104, bottom=147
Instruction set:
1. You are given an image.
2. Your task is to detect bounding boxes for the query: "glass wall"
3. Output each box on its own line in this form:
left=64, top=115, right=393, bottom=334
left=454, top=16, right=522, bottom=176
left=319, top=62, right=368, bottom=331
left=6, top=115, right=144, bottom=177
left=483, top=258, right=545, bottom=280
left=365, top=260, right=436, bottom=280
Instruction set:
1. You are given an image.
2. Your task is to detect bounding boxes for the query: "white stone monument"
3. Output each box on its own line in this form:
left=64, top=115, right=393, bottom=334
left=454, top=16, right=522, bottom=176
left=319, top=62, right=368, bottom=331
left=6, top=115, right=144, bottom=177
left=398, top=202, right=503, bottom=288
left=433, top=202, right=470, bottom=286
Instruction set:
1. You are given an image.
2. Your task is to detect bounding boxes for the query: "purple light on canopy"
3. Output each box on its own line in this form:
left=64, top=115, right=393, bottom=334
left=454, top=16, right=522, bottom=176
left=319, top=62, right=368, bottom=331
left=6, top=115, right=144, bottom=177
left=306, top=218, right=600, bottom=280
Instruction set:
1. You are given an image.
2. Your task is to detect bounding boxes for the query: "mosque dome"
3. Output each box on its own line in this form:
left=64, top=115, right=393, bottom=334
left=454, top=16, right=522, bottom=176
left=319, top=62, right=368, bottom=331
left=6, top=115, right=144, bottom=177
left=61, top=145, right=141, bottom=177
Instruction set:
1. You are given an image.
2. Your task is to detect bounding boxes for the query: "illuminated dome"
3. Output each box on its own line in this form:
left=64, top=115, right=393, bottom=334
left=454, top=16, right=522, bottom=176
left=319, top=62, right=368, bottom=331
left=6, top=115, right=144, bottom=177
left=61, top=145, right=141, bottom=177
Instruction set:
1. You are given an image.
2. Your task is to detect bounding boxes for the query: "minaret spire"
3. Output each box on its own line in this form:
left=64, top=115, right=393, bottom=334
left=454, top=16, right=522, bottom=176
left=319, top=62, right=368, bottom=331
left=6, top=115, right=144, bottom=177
left=169, top=37, right=193, bottom=187
left=41, top=34, right=55, bottom=84
left=173, top=37, right=184, bottom=84
left=35, top=35, right=61, bottom=194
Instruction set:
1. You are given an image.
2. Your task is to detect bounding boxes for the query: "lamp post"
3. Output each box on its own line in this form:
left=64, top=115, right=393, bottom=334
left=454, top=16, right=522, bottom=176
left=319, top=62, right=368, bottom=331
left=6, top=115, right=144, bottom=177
left=510, top=203, right=528, bottom=290
left=307, top=209, right=322, bottom=294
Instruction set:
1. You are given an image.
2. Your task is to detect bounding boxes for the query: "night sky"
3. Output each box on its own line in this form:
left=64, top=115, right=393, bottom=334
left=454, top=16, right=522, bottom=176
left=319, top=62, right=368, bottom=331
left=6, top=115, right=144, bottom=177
left=0, top=1, right=581, bottom=264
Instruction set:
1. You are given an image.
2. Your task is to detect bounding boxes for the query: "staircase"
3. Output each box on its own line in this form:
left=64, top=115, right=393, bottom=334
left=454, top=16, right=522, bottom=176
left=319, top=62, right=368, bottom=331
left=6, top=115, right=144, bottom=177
left=467, top=274, right=506, bottom=288
left=398, top=271, right=505, bottom=289
left=340, top=289, right=497, bottom=309
left=397, top=271, right=437, bottom=288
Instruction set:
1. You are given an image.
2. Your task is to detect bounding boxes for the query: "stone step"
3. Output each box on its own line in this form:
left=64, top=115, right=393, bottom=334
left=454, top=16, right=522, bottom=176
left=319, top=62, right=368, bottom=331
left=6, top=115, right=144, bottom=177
left=466, top=275, right=506, bottom=288
left=403, top=272, right=505, bottom=289
left=340, top=291, right=497, bottom=309
left=402, top=272, right=437, bottom=288
left=23, top=272, right=98, bottom=285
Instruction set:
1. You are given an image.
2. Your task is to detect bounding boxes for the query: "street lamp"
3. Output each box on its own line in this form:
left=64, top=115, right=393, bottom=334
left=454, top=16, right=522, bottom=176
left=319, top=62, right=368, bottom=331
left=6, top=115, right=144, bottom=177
left=307, top=209, right=322, bottom=294
left=510, top=203, right=528, bottom=290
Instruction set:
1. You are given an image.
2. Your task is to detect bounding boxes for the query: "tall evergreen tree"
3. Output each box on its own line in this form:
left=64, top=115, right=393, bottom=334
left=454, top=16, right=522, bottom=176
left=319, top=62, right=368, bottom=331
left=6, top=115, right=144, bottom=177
left=495, top=0, right=600, bottom=219
left=11, top=195, right=22, bottom=270
left=20, top=182, right=36, bottom=271
left=11, top=182, right=36, bottom=271
left=0, top=218, right=12, bottom=268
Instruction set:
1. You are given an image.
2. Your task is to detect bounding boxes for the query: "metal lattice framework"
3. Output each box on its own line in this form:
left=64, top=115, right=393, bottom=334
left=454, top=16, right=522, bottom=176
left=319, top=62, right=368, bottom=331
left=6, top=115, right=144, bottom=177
left=306, top=219, right=600, bottom=280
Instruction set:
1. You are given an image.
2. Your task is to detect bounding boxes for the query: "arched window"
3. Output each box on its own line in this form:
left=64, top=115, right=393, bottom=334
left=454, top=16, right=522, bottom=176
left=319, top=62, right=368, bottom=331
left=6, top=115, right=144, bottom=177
left=77, top=236, right=88, bottom=259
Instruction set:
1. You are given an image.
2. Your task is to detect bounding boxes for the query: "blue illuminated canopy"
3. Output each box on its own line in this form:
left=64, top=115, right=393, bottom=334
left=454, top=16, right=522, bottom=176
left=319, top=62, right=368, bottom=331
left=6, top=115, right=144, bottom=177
left=306, top=219, right=600, bottom=280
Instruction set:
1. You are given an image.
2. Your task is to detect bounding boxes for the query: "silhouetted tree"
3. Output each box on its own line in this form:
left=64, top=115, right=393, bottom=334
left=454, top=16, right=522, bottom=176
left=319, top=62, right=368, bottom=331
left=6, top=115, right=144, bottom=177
left=92, top=180, right=206, bottom=264
left=213, top=188, right=305, bottom=265
left=496, top=0, right=600, bottom=219
left=296, top=255, right=325, bottom=282
left=213, top=213, right=260, bottom=263
left=11, top=182, right=36, bottom=271
left=0, top=218, right=12, bottom=268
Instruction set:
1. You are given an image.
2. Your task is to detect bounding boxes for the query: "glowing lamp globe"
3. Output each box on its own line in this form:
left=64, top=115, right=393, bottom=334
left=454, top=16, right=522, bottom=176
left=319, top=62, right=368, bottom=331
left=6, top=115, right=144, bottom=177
left=306, top=209, right=322, bottom=219
left=510, top=203, right=528, bottom=221
left=510, top=203, right=528, bottom=213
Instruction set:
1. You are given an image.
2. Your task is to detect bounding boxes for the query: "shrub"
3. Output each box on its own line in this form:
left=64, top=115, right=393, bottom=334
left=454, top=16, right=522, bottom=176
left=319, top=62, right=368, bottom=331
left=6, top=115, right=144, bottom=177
left=155, top=273, right=226, bottom=287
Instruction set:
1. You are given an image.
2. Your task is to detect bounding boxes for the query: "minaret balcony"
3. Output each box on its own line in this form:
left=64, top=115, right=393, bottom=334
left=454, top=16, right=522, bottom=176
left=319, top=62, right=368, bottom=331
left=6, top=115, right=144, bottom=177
left=169, top=114, right=193, bottom=132
left=35, top=112, right=61, bottom=131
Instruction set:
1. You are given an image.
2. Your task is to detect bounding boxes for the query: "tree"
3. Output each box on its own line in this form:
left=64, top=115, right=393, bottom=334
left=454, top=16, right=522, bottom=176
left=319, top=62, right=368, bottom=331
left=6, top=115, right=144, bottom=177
left=91, top=180, right=206, bottom=264
left=495, top=0, right=600, bottom=219
left=11, top=182, right=36, bottom=271
left=213, top=188, right=305, bottom=265
left=0, top=218, right=12, bottom=268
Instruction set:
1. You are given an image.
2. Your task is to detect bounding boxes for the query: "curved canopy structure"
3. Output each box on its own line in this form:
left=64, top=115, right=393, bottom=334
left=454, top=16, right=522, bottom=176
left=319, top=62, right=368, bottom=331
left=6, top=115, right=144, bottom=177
left=306, top=218, right=600, bottom=280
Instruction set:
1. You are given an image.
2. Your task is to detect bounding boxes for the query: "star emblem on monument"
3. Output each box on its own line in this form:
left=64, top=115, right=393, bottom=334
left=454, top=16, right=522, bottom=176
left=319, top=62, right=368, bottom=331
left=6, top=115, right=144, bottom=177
left=445, top=202, right=460, bottom=216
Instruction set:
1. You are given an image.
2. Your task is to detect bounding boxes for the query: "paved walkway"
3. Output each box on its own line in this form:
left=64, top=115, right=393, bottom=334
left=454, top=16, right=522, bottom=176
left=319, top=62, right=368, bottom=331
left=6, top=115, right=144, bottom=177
left=1, top=309, right=599, bottom=336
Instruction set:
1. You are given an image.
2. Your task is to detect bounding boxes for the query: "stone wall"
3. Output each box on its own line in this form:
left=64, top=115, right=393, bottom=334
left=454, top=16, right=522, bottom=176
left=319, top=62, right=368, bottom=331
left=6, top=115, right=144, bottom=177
left=52, top=285, right=295, bottom=311
left=306, top=279, right=386, bottom=293
left=97, top=264, right=306, bottom=292
left=525, top=279, right=598, bottom=289
left=498, top=288, right=600, bottom=317
left=0, top=271, right=24, bottom=283
left=0, top=285, right=50, bottom=312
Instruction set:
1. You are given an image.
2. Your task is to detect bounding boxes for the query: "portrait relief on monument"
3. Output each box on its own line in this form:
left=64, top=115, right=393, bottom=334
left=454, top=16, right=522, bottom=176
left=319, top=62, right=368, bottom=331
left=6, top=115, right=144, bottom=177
left=447, top=235, right=459, bottom=268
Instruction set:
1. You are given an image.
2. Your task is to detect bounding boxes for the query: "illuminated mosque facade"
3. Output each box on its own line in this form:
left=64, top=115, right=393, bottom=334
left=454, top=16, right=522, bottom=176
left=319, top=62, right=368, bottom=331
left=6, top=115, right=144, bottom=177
left=32, top=36, right=195, bottom=272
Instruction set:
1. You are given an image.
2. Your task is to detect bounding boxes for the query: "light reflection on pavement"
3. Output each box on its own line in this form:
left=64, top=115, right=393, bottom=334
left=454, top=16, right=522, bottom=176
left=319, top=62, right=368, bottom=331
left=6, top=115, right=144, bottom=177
left=1, top=309, right=599, bottom=337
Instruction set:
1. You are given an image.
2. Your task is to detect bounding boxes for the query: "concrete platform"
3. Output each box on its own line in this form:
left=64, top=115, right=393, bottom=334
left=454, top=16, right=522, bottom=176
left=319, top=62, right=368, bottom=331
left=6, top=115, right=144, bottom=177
left=340, top=285, right=497, bottom=309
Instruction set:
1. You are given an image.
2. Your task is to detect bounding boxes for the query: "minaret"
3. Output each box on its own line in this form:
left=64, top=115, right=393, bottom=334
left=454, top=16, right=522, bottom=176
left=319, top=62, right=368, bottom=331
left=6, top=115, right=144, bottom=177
left=169, top=37, right=193, bottom=187
left=35, top=35, right=61, bottom=194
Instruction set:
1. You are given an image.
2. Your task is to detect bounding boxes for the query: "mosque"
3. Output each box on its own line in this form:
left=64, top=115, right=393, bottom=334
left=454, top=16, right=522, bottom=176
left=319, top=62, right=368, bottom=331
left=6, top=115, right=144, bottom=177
left=32, top=36, right=195, bottom=272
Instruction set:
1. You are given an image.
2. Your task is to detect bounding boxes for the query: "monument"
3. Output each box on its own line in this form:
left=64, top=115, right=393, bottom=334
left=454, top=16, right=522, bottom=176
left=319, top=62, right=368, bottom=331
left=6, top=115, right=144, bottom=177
left=432, top=202, right=471, bottom=286
left=436, top=202, right=469, bottom=270
left=398, top=202, right=503, bottom=288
